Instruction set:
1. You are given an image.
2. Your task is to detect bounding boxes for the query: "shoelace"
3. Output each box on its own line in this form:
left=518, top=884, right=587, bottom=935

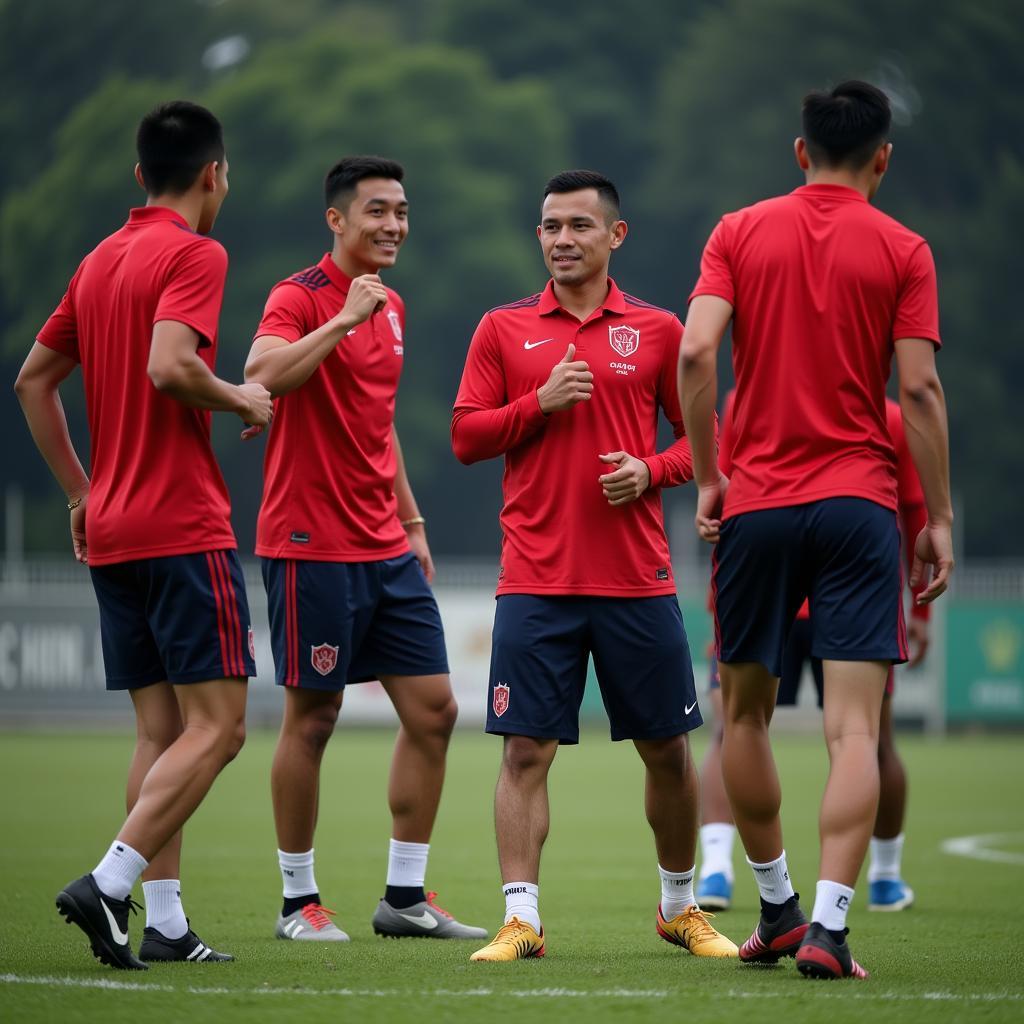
left=426, top=891, right=453, bottom=920
left=126, top=896, right=143, bottom=917
left=300, top=903, right=338, bottom=930
left=492, top=916, right=533, bottom=943
left=683, top=906, right=719, bottom=943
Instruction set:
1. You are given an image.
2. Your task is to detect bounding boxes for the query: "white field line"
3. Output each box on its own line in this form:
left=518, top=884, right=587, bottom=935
left=1, top=974, right=1022, bottom=1003
left=940, top=832, right=1024, bottom=865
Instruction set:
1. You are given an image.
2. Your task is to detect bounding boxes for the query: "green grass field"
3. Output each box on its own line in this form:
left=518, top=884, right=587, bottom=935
left=1, top=727, right=1022, bottom=1023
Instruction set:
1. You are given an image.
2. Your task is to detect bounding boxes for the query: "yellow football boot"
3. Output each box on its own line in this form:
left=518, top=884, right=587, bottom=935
left=656, top=904, right=738, bottom=957
left=470, top=916, right=545, bottom=961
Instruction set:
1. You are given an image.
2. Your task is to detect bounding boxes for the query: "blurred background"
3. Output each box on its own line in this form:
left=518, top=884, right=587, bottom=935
left=1, top=0, right=1021, bottom=729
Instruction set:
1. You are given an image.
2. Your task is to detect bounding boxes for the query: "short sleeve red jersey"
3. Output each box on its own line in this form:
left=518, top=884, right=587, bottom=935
left=690, top=184, right=940, bottom=519
left=36, top=206, right=235, bottom=566
left=452, top=279, right=696, bottom=597
left=254, top=253, right=409, bottom=561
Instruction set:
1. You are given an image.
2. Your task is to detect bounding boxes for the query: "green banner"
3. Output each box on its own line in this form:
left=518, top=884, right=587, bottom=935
left=946, top=603, right=1024, bottom=722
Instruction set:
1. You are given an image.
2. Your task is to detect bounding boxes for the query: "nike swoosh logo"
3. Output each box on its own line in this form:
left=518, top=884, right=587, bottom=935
left=100, top=897, right=129, bottom=946
left=523, top=338, right=555, bottom=350
left=398, top=911, right=438, bottom=929
left=685, top=701, right=698, bottom=716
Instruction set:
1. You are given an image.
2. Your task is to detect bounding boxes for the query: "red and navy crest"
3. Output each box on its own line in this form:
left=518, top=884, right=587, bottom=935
left=493, top=681, right=510, bottom=717
left=608, top=325, right=640, bottom=358
left=311, top=643, right=339, bottom=677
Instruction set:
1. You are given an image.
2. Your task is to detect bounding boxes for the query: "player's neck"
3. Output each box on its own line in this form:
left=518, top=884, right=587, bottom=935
left=144, top=193, right=203, bottom=231
left=552, top=274, right=610, bottom=322
left=331, top=244, right=377, bottom=281
left=803, top=168, right=873, bottom=200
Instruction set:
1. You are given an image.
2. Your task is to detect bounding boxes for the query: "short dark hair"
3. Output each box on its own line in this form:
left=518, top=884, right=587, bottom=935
left=136, top=101, right=225, bottom=196
left=324, top=156, right=405, bottom=210
left=543, top=169, right=621, bottom=222
left=802, top=80, right=892, bottom=170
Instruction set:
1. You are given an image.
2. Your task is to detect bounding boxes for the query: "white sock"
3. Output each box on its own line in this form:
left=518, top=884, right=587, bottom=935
left=747, top=850, right=795, bottom=905
left=812, top=879, right=855, bottom=932
left=659, top=864, right=696, bottom=919
left=278, top=848, right=318, bottom=899
left=92, top=840, right=148, bottom=901
left=868, top=833, right=905, bottom=882
left=503, top=881, right=540, bottom=932
left=386, top=839, right=429, bottom=889
left=699, top=823, right=736, bottom=881
left=142, top=879, right=188, bottom=940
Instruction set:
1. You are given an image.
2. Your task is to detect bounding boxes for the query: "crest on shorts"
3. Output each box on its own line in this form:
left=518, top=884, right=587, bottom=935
left=608, top=325, right=639, bottom=358
left=310, top=643, right=339, bottom=677
left=248, top=626, right=255, bottom=662
left=493, top=681, right=510, bottom=718
left=387, top=309, right=403, bottom=341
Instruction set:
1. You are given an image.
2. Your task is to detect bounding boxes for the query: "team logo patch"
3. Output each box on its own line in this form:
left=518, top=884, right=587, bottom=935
left=311, top=643, right=339, bottom=677
left=493, top=681, right=510, bottom=718
left=387, top=309, right=403, bottom=341
left=248, top=626, right=255, bottom=661
left=608, top=325, right=639, bottom=358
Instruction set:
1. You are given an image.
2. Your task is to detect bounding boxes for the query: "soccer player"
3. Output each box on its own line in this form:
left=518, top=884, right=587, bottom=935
left=696, top=394, right=929, bottom=913
left=244, top=156, right=485, bottom=942
left=452, top=170, right=737, bottom=962
left=680, top=81, right=953, bottom=979
left=15, top=101, right=273, bottom=969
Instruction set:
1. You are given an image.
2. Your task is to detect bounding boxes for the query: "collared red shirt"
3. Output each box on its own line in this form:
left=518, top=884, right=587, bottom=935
left=452, top=278, right=695, bottom=597
left=37, top=206, right=236, bottom=565
left=254, top=253, right=410, bottom=561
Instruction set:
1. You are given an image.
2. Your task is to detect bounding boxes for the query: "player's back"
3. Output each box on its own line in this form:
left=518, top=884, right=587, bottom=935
left=38, top=206, right=237, bottom=565
left=693, top=184, right=939, bottom=518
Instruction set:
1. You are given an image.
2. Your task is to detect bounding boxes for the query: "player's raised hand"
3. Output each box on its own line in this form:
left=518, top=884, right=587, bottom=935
left=236, top=381, right=273, bottom=438
left=339, top=274, right=389, bottom=327
left=598, top=451, right=651, bottom=505
left=537, top=344, right=593, bottom=414
left=695, top=473, right=728, bottom=544
left=911, top=520, right=954, bottom=604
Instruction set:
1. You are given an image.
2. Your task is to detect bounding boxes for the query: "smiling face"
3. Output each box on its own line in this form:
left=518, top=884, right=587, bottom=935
left=538, top=188, right=625, bottom=289
left=328, top=177, right=409, bottom=276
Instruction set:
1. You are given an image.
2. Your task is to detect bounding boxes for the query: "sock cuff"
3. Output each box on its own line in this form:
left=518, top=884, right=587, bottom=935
left=746, top=850, right=786, bottom=870
left=503, top=881, right=539, bottom=898
left=142, top=879, right=180, bottom=895
left=278, top=848, right=314, bottom=868
left=658, top=864, right=696, bottom=880
left=389, top=839, right=430, bottom=857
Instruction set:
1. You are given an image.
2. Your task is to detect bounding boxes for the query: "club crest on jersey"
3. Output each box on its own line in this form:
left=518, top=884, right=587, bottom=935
left=310, top=643, right=339, bottom=677
left=248, top=626, right=255, bottom=661
left=387, top=309, right=403, bottom=341
left=609, top=325, right=639, bottom=358
left=493, top=682, right=510, bottom=718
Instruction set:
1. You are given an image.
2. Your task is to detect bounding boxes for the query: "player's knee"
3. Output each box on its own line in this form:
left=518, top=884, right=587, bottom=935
left=501, top=735, right=554, bottom=779
left=297, top=703, right=340, bottom=753
left=434, top=694, right=459, bottom=737
left=640, top=735, right=689, bottom=778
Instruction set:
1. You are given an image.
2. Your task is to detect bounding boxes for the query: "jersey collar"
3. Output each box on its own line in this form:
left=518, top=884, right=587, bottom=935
left=792, top=183, right=868, bottom=203
left=128, top=206, right=193, bottom=230
left=318, top=252, right=355, bottom=293
left=538, top=277, right=628, bottom=317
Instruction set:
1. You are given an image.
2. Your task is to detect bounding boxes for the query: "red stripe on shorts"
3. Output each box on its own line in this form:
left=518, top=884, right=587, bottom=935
left=710, top=546, right=722, bottom=660
left=286, top=560, right=299, bottom=686
left=211, top=551, right=240, bottom=677
left=217, top=551, right=245, bottom=676
left=206, top=552, right=233, bottom=678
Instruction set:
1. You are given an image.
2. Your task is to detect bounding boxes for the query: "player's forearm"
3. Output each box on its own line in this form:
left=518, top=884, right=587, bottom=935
left=899, top=377, right=953, bottom=526
left=15, top=382, right=90, bottom=498
left=451, top=393, right=547, bottom=464
left=148, top=351, right=246, bottom=413
left=646, top=437, right=695, bottom=489
left=245, top=317, right=353, bottom=397
left=391, top=427, right=421, bottom=521
left=677, top=342, right=718, bottom=486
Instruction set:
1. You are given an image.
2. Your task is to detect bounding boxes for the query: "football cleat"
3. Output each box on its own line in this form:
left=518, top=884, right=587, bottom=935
left=796, top=922, right=869, bottom=979
left=656, top=904, right=738, bottom=957
left=470, top=916, right=545, bottom=961
left=868, top=878, right=914, bottom=912
left=275, top=902, right=350, bottom=941
left=139, top=923, right=234, bottom=962
left=696, top=872, right=733, bottom=911
left=56, top=873, right=147, bottom=970
left=738, top=893, right=809, bottom=963
left=373, top=891, right=488, bottom=939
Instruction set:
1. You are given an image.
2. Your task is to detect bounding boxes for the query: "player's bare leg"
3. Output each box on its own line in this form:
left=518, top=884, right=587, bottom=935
left=117, top=678, right=247, bottom=859
left=874, top=694, right=905, bottom=840
left=379, top=673, right=458, bottom=842
left=634, top=734, right=698, bottom=871
left=696, top=687, right=737, bottom=909
left=495, top=735, right=558, bottom=883
left=700, top=689, right=734, bottom=827
left=271, top=687, right=344, bottom=852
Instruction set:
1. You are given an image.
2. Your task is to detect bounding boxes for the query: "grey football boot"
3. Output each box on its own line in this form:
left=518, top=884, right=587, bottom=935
left=275, top=903, right=350, bottom=941
left=372, top=891, right=488, bottom=939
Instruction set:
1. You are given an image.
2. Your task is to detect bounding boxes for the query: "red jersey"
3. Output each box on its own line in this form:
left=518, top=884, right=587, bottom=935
left=452, top=279, right=695, bottom=597
left=36, top=206, right=236, bottom=566
left=690, top=183, right=940, bottom=520
left=254, top=253, right=410, bottom=562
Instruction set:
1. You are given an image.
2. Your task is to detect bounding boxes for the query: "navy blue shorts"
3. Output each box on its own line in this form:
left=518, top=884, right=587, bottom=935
left=712, top=497, right=907, bottom=677
left=487, top=595, right=702, bottom=744
left=90, top=550, right=256, bottom=690
left=262, top=553, right=449, bottom=691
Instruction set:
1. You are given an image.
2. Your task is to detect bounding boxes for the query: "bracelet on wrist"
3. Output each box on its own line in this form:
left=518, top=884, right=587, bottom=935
left=401, top=516, right=426, bottom=529
left=67, top=496, right=84, bottom=511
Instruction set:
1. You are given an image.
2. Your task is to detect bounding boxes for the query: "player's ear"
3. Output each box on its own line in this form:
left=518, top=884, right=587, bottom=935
left=876, top=142, right=893, bottom=175
left=134, top=163, right=146, bottom=191
left=326, top=206, right=345, bottom=238
left=794, top=138, right=811, bottom=171
left=609, top=219, right=628, bottom=250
